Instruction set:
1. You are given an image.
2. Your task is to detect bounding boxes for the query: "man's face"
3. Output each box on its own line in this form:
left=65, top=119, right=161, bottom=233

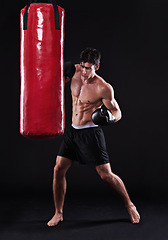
left=80, top=62, right=96, bottom=80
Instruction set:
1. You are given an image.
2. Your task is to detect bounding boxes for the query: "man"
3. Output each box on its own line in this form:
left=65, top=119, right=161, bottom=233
left=47, top=48, right=140, bottom=226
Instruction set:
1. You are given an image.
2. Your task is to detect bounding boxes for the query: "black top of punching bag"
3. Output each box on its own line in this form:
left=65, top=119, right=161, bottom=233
left=23, top=0, right=60, bottom=30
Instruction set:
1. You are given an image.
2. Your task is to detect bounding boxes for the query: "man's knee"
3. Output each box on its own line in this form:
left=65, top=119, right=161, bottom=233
left=96, top=164, right=114, bottom=183
left=54, top=156, right=71, bottom=178
left=54, top=164, right=63, bottom=178
left=100, top=172, right=114, bottom=183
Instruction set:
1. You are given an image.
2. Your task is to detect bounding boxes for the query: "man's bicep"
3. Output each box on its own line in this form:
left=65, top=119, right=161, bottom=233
left=101, top=84, right=115, bottom=109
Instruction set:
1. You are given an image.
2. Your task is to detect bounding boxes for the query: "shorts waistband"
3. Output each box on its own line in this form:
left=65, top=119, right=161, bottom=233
left=72, top=123, right=99, bottom=130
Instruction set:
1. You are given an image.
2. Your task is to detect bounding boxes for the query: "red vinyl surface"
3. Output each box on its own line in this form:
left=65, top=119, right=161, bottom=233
left=20, top=4, right=65, bottom=138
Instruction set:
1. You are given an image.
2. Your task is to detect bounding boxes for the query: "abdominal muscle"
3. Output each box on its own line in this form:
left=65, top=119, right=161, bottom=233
left=72, top=98, right=101, bottom=126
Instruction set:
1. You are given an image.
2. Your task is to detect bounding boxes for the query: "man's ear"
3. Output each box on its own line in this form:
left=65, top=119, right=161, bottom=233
left=95, top=64, right=100, bottom=71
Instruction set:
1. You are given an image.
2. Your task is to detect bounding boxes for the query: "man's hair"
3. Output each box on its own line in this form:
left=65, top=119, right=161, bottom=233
left=79, top=48, right=101, bottom=66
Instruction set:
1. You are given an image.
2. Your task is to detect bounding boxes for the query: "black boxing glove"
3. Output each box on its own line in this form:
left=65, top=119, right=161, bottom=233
left=64, top=61, right=76, bottom=79
left=91, top=104, right=115, bottom=126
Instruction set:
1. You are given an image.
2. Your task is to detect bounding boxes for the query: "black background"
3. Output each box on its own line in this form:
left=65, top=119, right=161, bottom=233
left=1, top=0, right=168, bottom=239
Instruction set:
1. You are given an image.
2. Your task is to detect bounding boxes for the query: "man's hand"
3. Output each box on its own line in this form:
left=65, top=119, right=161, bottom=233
left=92, top=105, right=116, bottom=126
left=64, top=62, right=76, bottom=82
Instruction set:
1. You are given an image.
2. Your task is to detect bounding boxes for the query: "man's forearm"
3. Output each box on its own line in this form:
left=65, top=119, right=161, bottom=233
left=112, top=109, right=122, bottom=123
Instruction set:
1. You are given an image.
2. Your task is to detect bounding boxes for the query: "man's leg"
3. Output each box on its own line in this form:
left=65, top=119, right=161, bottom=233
left=95, top=163, right=140, bottom=224
left=47, top=156, right=73, bottom=227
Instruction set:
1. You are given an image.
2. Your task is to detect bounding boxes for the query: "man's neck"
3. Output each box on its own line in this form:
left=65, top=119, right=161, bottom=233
left=81, top=73, right=96, bottom=84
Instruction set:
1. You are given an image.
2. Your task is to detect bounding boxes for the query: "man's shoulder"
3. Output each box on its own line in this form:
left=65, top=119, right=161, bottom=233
left=75, top=64, right=81, bottom=72
left=70, top=64, right=81, bottom=82
left=95, top=75, right=113, bottom=92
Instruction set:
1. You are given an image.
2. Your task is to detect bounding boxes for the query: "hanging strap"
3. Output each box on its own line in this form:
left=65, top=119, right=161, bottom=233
left=23, top=0, right=60, bottom=30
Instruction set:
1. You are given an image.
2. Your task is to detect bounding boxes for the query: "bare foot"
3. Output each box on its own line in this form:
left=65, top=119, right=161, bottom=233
left=47, top=213, right=63, bottom=227
left=126, top=203, right=140, bottom=224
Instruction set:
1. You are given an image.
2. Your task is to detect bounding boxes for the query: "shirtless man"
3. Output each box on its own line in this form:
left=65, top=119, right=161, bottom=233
left=47, top=48, right=140, bottom=226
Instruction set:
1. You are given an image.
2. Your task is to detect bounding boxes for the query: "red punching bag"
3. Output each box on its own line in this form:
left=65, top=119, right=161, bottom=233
left=20, top=0, right=65, bottom=138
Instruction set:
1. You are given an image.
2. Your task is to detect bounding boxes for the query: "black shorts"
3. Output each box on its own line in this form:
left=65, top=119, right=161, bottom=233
left=58, top=126, right=110, bottom=166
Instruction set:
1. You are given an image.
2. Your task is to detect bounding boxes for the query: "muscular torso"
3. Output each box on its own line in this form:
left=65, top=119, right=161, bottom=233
left=71, top=66, right=104, bottom=126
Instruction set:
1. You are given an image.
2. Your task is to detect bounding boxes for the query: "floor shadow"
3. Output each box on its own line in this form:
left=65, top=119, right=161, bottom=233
left=2, top=218, right=130, bottom=232
left=61, top=218, right=130, bottom=230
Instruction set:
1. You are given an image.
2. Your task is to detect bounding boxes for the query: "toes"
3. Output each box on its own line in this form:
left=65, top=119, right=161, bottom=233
left=132, top=215, right=140, bottom=224
left=47, top=222, right=57, bottom=227
left=47, top=218, right=63, bottom=227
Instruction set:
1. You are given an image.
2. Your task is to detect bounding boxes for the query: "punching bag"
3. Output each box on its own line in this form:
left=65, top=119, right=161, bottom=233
left=20, top=0, right=65, bottom=138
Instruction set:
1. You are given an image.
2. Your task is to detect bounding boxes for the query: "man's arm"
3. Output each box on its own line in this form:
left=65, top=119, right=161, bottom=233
left=101, top=83, right=122, bottom=122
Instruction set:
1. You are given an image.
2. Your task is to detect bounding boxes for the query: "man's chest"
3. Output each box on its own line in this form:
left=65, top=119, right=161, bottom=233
left=71, top=80, right=100, bottom=104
